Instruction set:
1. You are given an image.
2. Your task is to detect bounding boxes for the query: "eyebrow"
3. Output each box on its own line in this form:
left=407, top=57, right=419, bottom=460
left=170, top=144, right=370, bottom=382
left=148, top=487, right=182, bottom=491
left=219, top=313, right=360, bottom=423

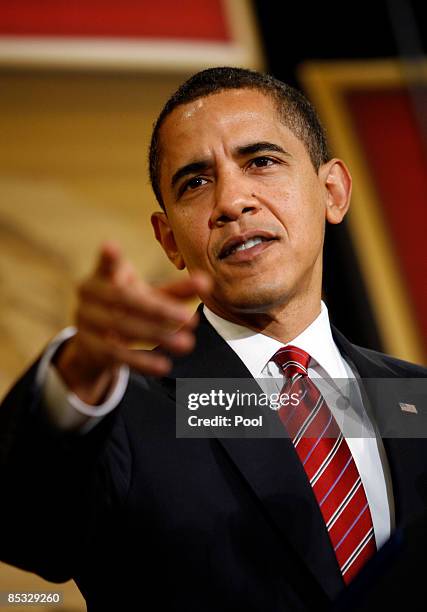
left=170, top=141, right=291, bottom=190
left=235, top=141, right=292, bottom=157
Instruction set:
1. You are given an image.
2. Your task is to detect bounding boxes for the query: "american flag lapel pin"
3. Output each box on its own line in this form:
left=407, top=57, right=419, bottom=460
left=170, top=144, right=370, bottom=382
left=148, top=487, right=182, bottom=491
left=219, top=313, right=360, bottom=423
left=399, top=402, right=418, bottom=414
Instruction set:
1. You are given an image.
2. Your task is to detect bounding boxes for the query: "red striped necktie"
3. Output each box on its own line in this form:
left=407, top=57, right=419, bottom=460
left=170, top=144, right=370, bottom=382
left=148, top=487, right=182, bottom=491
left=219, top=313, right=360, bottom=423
left=271, top=345, right=376, bottom=584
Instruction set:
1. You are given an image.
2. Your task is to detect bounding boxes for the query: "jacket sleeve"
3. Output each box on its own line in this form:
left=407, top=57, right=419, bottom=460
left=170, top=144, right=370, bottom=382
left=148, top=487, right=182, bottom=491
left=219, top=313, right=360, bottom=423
left=0, top=357, right=131, bottom=583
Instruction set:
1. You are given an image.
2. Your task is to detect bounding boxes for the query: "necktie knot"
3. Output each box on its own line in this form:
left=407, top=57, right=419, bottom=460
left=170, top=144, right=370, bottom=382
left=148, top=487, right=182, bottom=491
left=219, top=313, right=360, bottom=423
left=271, top=345, right=310, bottom=378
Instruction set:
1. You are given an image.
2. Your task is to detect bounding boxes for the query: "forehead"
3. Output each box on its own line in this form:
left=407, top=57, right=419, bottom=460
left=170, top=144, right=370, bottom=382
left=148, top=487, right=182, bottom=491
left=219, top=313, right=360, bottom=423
left=158, top=88, right=305, bottom=182
left=161, top=89, right=279, bottom=151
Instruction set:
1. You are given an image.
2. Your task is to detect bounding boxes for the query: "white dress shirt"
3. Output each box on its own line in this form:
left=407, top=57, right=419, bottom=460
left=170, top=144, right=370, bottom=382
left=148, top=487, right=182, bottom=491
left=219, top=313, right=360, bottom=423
left=39, top=301, right=393, bottom=547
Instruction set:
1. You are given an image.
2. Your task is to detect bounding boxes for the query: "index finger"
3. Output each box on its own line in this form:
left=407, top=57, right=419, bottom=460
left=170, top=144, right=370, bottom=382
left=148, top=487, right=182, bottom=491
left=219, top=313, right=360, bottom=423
left=95, top=241, right=123, bottom=279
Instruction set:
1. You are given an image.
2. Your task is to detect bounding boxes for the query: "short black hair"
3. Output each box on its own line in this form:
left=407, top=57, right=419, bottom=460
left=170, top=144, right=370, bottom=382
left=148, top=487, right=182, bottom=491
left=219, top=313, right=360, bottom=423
left=149, top=66, right=330, bottom=210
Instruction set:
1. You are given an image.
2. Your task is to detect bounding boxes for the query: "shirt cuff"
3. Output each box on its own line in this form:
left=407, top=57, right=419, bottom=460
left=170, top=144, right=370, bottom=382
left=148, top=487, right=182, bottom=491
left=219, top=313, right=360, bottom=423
left=37, top=327, right=129, bottom=433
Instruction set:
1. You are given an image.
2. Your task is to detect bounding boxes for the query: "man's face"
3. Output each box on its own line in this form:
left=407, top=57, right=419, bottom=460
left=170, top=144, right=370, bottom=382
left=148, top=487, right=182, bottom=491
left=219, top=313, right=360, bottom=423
left=152, top=88, right=347, bottom=319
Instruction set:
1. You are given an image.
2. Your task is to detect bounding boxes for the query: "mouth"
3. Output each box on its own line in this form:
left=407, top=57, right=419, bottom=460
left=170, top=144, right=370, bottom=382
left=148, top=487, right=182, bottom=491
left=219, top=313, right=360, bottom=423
left=218, top=231, right=279, bottom=260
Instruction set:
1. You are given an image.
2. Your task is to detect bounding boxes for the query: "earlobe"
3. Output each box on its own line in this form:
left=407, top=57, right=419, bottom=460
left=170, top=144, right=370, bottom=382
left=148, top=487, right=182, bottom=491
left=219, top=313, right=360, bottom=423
left=151, top=212, right=186, bottom=270
left=322, top=159, right=352, bottom=225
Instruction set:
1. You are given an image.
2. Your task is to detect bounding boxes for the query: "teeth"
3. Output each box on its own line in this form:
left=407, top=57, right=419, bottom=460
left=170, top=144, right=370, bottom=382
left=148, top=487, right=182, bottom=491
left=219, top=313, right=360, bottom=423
left=233, top=237, right=264, bottom=253
left=221, top=235, right=273, bottom=258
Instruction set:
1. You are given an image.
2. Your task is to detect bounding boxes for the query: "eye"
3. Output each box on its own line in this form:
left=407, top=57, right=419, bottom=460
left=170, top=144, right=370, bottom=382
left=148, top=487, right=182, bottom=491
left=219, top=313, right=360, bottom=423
left=187, top=176, right=207, bottom=189
left=181, top=176, right=208, bottom=195
left=249, top=156, right=277, bottom=168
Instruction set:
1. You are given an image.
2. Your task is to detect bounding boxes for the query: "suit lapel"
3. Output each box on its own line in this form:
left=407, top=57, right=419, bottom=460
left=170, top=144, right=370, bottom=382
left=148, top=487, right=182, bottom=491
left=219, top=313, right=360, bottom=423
left=161, top=311, right=344, bottom=601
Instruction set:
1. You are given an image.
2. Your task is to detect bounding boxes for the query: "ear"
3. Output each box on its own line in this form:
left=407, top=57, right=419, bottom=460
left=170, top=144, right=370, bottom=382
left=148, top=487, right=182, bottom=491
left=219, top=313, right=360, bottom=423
left=319, top=159, right=352, bottom=225
left=151, top=212, right=186, bottom=270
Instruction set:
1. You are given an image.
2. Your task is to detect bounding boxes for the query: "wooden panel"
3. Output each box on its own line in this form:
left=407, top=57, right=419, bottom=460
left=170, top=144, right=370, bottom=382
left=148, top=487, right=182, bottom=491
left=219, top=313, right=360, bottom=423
left=0, top=71, right=194, bottom=397
left=0, top=564, right=85, bottom=611
left=0, top=69, right=198, bottom=610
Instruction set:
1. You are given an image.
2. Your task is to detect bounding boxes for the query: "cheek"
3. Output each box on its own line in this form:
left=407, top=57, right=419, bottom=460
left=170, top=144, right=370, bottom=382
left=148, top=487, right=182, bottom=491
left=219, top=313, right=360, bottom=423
left=294, top=208, right=325, bottom=250
left=270, top=185, right=325, bottom=247
left=171, top=216, right=210, bottom=264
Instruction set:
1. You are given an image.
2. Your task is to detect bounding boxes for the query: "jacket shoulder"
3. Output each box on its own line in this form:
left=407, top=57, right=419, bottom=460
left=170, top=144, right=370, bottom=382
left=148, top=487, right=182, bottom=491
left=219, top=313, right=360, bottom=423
left=351, top=343, right=427, bottom=377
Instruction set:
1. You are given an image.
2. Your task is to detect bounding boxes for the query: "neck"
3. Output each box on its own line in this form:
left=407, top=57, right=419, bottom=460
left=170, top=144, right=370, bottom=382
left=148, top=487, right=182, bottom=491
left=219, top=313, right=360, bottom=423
left=205, top=292, right=322, bottom=345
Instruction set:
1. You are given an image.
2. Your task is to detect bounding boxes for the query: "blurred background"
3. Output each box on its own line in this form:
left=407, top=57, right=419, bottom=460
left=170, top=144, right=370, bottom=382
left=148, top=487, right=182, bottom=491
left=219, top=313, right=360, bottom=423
left=0, top=0, right=426, bottom=609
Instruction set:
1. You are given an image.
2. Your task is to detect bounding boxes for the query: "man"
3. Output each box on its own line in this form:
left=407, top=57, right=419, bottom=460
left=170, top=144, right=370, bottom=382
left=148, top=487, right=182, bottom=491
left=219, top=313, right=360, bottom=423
left=1, top=67, right=426, bottom=612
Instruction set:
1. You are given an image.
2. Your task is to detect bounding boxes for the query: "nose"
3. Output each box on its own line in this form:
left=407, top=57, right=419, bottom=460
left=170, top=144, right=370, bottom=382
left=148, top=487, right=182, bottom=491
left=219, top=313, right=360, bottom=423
left=209, top=170, right=259, bottom=228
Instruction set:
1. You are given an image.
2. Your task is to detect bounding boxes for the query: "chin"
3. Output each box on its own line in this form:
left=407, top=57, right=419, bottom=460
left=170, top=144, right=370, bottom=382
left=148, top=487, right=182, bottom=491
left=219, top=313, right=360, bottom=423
left=222, top=283, right=291, bottom=314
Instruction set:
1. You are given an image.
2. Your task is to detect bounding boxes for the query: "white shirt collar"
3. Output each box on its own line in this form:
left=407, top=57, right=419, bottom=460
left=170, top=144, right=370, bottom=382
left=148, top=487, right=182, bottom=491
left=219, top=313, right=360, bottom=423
left=203, top=301, right=348, bottom=379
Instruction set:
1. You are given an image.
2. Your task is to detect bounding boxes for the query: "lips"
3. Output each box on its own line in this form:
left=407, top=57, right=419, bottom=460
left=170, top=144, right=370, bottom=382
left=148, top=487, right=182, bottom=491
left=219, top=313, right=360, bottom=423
left=218, top=230, right=278, bottom=260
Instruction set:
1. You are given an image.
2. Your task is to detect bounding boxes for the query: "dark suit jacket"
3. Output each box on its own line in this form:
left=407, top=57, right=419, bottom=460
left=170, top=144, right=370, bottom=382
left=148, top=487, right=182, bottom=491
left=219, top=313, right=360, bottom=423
left=0, top=310, right=426, bottom=611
